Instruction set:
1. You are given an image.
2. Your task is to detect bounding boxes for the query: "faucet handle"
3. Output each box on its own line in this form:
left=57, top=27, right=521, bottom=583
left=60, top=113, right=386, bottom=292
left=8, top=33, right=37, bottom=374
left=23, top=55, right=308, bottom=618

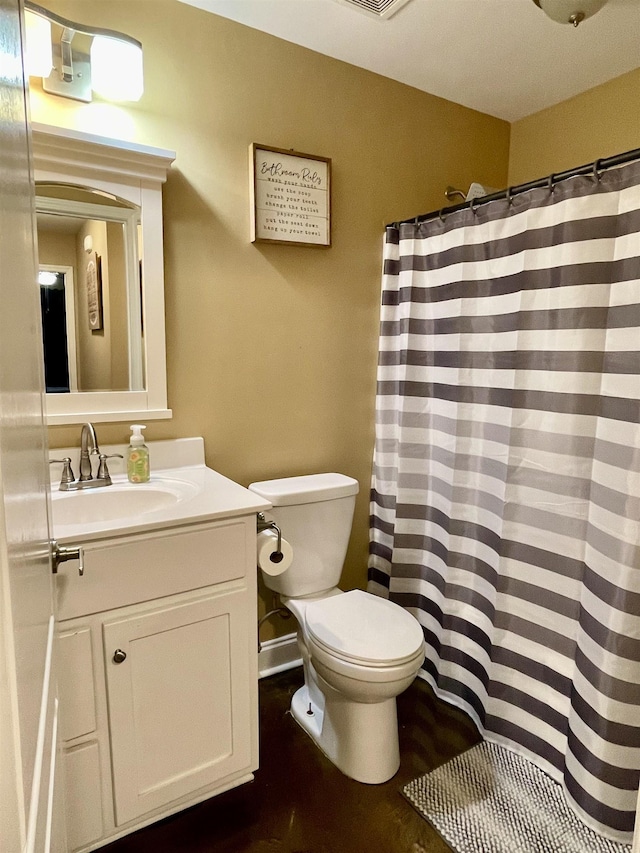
left=50, top=457, right=75, bottom=486
left=97, top=453, right=124, bottom=483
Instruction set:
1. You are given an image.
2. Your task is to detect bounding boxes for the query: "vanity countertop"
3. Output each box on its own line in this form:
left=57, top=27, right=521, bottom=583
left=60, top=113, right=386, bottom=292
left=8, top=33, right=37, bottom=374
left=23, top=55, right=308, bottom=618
left=49, top=437, right=271, bottom=544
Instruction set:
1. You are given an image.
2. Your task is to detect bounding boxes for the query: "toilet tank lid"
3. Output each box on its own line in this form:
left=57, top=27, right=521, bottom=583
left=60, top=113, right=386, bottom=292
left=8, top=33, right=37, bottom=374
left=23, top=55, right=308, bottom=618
left=248, top=473, right=359, bottom=506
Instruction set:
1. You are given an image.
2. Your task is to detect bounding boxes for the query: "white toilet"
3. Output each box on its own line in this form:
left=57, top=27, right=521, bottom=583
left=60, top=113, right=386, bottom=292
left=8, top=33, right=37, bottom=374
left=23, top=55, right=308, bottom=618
left=248, top=472, right=425, bottom=784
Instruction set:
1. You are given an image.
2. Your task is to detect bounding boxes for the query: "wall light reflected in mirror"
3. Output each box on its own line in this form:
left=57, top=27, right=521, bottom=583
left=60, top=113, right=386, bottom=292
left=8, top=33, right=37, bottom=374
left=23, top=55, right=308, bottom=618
left=24, top=2, right=143, bottom=102
left=38, top=270, right=59, bottom=287
left=531, top=0, right=609, bottom=26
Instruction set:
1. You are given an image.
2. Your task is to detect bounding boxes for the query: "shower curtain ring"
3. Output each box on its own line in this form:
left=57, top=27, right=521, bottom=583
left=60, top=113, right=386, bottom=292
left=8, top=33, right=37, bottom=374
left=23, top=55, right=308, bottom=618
left=593, top=159, right=603, bottom=182
left=506, top=186, right=513, bottom=206
left=547, top=173, right=555, bottom=194
left=439, top=208, right=446, bottom=223
left=470, top=198, right=478, bottom=215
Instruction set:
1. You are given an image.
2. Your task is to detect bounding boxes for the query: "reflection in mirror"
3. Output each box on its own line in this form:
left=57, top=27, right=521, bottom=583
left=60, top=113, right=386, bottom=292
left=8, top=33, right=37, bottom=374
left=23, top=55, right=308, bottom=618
left=39, top=265, right=77, bottom=392
left=36, top=186, right=144, bottom=394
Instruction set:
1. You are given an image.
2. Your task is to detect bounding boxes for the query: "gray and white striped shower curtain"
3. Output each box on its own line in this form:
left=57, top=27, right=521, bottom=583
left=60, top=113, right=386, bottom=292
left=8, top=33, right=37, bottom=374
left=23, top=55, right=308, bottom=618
left=369, top=162, right=640, bottom=843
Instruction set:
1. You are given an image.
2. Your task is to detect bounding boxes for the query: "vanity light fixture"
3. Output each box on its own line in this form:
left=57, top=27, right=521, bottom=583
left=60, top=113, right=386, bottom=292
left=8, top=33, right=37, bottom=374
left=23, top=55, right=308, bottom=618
left=532, top=0, right=609, bottom=26
left=23, top=1, right=143, bottom=102
left=24, top=6, right=53, bottom=78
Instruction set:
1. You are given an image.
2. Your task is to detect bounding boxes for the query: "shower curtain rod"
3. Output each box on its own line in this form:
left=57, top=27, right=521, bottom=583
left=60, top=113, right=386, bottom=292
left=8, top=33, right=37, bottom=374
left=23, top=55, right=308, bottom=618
left=388, top=146, right=640, bottom=229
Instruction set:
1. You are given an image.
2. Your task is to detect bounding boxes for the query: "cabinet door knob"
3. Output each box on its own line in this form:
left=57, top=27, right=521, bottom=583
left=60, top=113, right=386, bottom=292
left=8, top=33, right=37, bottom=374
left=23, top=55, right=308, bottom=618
left=113, top=649, right=127, bottom=664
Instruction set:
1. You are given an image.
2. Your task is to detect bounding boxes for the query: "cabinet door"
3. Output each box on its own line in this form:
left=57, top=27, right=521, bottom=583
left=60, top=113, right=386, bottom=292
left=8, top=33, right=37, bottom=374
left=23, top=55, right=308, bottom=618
left=103, top=589, right=254, bottom=825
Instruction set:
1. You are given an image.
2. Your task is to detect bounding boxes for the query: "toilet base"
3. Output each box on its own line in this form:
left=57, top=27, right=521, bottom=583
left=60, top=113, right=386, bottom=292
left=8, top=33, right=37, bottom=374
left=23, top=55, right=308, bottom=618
left=290, top=679, right=400, bottom=784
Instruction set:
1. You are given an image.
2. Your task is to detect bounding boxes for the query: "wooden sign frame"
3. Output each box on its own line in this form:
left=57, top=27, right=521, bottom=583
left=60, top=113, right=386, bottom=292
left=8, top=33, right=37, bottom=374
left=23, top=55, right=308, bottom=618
left=86, top=251, right=103, bottom=331
left=250, top=144, right=331, bottom=247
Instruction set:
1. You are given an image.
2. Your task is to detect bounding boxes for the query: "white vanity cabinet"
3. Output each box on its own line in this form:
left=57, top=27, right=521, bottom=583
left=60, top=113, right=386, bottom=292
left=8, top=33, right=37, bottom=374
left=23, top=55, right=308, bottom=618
left=56, top=515, right=260, bottom=853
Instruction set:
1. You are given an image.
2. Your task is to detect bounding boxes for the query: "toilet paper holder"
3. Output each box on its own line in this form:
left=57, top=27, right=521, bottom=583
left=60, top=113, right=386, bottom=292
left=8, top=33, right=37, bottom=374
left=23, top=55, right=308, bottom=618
left=257, top=512, right=283, bottom=559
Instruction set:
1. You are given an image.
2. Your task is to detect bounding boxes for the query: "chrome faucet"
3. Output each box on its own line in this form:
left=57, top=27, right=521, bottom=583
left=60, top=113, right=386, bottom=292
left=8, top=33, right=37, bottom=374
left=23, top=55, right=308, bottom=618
left=79, top=422, right=99, bottom=481
left=50, top=422, right=123, bottom=491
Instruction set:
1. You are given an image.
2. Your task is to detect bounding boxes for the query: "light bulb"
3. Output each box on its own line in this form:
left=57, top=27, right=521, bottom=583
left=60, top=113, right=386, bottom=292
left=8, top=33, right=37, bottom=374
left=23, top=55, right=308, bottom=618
left=90, top=36, right=143, bottom=102
left=25, top=10, right=53, bottom=78
left=38, top=271, right=59, bottom=287
left=534, top=0, right=609, bottom=25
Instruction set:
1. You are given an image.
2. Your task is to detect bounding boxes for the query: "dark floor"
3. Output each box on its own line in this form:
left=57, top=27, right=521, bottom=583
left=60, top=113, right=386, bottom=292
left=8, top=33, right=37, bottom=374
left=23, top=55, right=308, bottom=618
left=102, top=668, right=480, bottom=853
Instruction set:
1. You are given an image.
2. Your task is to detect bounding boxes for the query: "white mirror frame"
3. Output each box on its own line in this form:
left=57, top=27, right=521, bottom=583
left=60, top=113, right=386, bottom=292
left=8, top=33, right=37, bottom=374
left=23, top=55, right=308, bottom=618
left=31, top=122, right=176, bottom=425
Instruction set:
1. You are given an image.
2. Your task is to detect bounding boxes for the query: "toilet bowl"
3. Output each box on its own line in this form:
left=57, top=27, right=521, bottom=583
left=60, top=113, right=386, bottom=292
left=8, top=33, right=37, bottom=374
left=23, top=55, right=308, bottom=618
left=248, top=473, right=426, bottom=784
left=286, top=589, right=425, bottom=783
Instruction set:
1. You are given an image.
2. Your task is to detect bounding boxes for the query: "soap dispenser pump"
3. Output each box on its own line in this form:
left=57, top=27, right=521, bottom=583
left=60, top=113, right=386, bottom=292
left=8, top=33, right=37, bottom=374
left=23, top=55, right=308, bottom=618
left=127, top=424, right=150, bottom=483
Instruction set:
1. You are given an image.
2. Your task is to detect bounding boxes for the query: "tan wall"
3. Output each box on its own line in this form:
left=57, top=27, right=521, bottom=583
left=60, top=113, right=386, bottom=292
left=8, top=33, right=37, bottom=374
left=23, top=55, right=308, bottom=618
left=509, top=67, right=640, bottom=186
left=37, top=229, right=76, bottom=270
left=32, top=0, right=509, bottom=637
left=106, top=222, right=130, bottom=391
left=76, top=219, right=112, bottom=390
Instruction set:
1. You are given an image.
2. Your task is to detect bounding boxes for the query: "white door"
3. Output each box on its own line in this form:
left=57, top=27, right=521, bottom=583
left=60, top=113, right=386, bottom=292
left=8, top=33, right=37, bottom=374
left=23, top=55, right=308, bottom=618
left=104, top=589, right=254, bottom=825
left=0, top=1, right=63, bottom=851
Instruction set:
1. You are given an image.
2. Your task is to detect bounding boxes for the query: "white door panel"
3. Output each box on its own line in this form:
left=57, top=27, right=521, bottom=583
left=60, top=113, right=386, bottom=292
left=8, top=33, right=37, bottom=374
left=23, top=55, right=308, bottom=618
left=0, top=1, right=61, bottom=850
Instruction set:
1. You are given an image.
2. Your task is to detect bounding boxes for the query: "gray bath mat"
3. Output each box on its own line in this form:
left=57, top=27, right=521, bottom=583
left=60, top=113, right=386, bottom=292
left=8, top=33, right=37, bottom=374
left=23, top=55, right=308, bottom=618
left=403, top=741, right=632, bottom=853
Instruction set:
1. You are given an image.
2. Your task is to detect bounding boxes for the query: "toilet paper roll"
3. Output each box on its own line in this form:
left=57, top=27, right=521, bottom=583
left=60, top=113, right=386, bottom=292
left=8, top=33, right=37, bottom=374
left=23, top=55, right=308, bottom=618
left=257, top=530, right=293, bottom=576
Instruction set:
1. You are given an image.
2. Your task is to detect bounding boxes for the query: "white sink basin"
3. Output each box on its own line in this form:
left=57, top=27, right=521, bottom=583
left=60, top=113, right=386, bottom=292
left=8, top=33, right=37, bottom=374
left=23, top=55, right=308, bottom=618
left=51, top=478, right=200, bottom=528
left=48, top=452, right=272, bottom=544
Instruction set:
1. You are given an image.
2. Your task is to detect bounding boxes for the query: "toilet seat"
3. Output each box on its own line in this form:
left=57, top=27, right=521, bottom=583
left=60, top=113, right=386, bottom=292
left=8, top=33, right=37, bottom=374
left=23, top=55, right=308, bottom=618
left=305, top=589, right=424, bottom=668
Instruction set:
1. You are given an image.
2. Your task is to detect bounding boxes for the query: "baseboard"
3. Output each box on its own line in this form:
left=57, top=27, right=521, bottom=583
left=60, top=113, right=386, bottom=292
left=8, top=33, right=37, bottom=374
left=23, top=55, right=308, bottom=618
left=258, top=632, right=301, bottom=679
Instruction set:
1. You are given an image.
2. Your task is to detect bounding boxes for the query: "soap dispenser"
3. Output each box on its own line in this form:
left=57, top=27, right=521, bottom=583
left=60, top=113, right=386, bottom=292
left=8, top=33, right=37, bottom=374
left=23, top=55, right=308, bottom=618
left=127, top=424, right=150, bottom=483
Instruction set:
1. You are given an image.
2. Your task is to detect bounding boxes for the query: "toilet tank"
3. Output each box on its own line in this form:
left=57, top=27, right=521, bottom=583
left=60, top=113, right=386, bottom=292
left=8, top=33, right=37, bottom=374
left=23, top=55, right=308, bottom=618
left=248, top=473, right=359, bottom=598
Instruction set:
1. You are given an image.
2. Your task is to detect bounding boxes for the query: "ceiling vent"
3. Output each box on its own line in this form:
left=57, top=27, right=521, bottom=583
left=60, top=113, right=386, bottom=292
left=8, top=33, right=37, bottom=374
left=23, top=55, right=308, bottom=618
left=332, top=0, right=413, bottom=20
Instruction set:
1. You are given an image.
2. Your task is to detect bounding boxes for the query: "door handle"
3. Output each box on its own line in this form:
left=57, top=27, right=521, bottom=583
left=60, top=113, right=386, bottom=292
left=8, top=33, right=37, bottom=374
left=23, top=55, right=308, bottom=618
left=50, top=539, right=84, bottom=576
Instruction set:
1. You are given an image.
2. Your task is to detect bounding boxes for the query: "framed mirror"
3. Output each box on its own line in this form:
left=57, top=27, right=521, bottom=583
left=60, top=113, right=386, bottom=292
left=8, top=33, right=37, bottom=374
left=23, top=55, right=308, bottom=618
left=36, top=189, right=142, bottom=394
left=32, top=123, right=175, bottom=425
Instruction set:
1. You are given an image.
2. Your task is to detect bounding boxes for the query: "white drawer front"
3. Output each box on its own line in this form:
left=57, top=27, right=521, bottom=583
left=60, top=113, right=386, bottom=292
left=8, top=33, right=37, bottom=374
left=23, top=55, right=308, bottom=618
left=58, top=628, right=96, bottom=742
left=56, top=519, right=253, bottom=620
left=64, top=741, right=103, bottom=851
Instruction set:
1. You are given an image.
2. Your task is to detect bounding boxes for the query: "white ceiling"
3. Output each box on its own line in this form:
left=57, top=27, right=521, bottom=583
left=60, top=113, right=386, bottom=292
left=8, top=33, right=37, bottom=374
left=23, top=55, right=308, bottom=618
left=178, top=0, right=640, bottom=122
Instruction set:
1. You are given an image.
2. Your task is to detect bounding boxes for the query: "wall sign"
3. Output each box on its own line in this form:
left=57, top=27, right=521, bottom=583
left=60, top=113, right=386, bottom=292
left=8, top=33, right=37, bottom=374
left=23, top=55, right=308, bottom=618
left=250, top=144, right=331, bottom=247
left=86, top=251, right=103, bottom=331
